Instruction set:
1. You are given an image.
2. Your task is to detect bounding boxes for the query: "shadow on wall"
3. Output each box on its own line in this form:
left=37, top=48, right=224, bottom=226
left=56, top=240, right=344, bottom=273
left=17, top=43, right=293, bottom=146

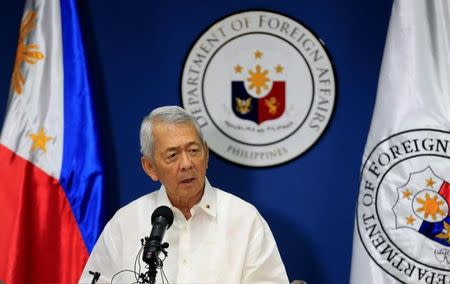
left=77, top=1, right=121, bottom=220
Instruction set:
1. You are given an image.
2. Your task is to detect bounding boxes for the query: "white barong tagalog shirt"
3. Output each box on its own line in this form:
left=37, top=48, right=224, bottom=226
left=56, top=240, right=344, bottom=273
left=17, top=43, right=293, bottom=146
left=79, top=179, right=289, bottom=284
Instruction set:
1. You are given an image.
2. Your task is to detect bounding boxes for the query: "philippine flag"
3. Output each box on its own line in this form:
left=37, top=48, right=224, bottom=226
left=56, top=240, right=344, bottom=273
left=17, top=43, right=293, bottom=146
left=0, top=0, right=104, bottom=283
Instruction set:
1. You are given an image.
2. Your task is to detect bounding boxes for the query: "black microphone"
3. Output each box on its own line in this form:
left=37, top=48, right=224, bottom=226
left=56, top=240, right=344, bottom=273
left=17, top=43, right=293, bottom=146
left=143, top=205, right=174, bottom=264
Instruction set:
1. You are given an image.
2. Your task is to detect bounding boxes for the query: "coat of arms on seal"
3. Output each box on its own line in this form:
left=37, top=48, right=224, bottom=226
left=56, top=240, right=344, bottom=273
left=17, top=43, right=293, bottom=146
left=393, top=167, right=450, bottom=249
left=231, top=50, right=285, bottom=125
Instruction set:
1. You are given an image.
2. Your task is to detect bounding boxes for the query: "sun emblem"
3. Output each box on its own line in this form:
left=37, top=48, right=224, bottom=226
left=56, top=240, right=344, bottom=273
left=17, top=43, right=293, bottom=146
left=415, top=192, right=447, bottom=221
left=12, top=10, right=45, bottom=95
left=247, top=64, right=270, bottom=95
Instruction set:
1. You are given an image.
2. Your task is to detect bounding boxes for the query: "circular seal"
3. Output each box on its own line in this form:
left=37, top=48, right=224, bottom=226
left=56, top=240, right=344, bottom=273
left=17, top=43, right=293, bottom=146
left=180, top=10, right=336, bottom=167
left=357, top=129, right=450, bottom=283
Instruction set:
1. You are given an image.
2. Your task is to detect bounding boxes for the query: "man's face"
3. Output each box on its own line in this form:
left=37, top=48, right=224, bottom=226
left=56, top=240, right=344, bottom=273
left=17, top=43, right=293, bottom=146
left=142, top=121, right=209, bottom=202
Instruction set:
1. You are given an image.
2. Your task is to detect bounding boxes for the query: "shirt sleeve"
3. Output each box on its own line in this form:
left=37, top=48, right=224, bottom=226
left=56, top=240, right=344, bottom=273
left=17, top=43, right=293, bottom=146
left=241, top=214, right=290, bottom=284
left=78, top=219, right=123, bottom=284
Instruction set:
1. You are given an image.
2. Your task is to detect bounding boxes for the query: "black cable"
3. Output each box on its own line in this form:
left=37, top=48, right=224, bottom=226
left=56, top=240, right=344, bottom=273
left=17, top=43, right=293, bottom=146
left=110, top=269, right=140, bottom=284
left=157, top=254, right=169, bottom=284
left=130, top=241, right=171, bottom=283
left=160, top=265, right=169, bottom=284
left=110, top=240, right=174, bottom=284
left=134, top=245, right=144, bottom=282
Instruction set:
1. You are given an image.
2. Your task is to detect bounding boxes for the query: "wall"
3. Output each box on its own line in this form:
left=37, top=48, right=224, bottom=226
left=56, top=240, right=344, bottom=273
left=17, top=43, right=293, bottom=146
left=0, top=1, right=393, bottom=283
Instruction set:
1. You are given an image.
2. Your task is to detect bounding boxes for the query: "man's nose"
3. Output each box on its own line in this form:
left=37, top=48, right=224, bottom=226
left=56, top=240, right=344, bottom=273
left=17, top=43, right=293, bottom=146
left=180, top=151, right=193, bottom=171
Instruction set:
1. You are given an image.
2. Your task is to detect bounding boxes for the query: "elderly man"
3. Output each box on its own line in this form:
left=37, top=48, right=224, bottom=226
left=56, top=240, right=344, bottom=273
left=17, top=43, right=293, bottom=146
left=79, top=106, right=289, bottom=283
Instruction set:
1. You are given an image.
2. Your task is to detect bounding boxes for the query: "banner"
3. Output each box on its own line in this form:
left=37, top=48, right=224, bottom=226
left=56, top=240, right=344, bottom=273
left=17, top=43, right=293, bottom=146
left=351, top=0, right=450, bottom=283
left=0, top=0, right=104, bottom=282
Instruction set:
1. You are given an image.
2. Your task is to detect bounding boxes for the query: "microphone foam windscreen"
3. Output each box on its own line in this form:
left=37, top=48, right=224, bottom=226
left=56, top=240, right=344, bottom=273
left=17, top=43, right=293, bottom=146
left=151, top=205, right=174, bottom=228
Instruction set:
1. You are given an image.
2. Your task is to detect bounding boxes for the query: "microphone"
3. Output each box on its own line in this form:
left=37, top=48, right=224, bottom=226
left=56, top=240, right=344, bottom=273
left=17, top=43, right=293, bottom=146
left=143, top=205, right=174, bottom=264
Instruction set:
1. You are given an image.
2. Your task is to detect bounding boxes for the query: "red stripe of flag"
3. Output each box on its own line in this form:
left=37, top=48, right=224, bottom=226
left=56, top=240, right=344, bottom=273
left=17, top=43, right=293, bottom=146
left=439, top=180, right=450, bottom=214
left=0, top=144, right=88, bottom=283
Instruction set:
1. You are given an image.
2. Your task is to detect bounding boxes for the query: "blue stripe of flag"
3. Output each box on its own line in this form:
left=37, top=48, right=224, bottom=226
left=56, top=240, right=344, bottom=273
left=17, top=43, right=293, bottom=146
left=59, top=0, right=104, bottom=253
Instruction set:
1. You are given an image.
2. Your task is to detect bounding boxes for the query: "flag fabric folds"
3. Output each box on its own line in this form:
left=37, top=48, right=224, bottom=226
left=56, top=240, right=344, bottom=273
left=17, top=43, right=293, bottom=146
left=351, top=0, right=450, bottom=283
left=0, top=0, right=104, bottom=283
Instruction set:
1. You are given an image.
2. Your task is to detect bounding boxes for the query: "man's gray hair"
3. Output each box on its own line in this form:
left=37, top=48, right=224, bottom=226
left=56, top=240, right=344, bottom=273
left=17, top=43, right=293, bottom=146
left=140, top=105, right=205, bottom=159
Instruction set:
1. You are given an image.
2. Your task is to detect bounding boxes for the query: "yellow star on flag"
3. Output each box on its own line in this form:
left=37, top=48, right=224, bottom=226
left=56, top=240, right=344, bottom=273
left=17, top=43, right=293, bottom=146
left=254, top=50, right=263, bottom=59
left=275, top=64, right=284, bottom=73
left=426, top=177, right=436, bottom=188
left=406, top=215, right=416, bottom=225
left=234, top=64, right=243, bottom=73
left=402, top=189, right=412, bottom=199
left=29, top=127, right=52, bottom=152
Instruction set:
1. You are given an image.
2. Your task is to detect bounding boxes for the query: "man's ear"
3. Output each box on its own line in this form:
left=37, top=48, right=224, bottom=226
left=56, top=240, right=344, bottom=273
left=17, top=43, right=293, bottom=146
left=141, top=156, right=159, bottom=181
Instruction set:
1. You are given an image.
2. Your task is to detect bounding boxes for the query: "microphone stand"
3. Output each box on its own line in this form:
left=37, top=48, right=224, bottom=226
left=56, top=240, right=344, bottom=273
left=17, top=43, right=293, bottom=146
left=141, top=238, right=169, bottom=284
left=88, top=271, right=100, bottom=284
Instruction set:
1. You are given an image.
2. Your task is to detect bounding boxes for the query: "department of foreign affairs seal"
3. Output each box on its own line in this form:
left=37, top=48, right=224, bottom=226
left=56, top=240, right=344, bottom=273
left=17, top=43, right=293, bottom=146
left=180, top=10, right=336, bottom=167
left=357, top=129, right=450, bottom=283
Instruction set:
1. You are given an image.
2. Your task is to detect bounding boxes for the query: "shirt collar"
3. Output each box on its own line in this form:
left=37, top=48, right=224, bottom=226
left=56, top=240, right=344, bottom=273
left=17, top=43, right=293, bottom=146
left=156, top=177, right=217, bottom=219
left=196, top=178, right=217, bottom=218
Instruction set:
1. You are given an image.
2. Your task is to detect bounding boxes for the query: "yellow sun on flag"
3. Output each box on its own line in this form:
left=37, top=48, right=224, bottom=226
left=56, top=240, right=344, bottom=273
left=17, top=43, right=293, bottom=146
left=416, top=193, right=446, bottom=220
left=12, top=10, right=45, bottom=95
left=247, top=65, right=270, bottom=95
left=29, top=127, right=52, bottom=153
